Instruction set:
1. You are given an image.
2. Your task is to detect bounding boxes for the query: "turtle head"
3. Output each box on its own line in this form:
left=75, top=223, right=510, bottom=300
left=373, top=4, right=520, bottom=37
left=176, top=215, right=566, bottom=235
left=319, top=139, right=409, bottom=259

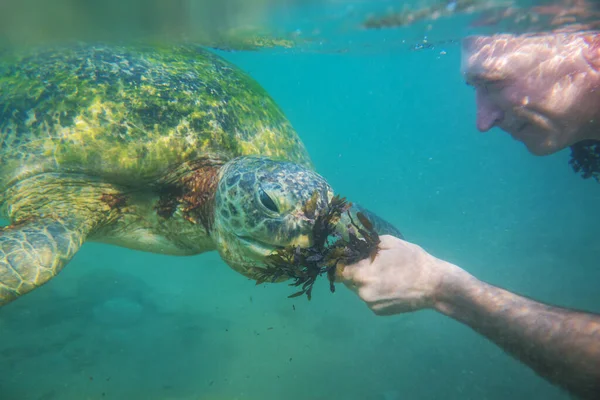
left=212, top=156, right=333, bottom=278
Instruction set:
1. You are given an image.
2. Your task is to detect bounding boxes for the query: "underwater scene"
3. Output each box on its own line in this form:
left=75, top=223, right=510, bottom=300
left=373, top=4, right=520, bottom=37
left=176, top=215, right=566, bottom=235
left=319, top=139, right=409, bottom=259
left=0, top=1, right=599, bottom=399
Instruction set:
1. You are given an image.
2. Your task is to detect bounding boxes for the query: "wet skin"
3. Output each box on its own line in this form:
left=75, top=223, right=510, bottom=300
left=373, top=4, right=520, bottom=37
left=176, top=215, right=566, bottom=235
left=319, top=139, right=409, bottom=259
left=461, top=31, right=600, bottom=155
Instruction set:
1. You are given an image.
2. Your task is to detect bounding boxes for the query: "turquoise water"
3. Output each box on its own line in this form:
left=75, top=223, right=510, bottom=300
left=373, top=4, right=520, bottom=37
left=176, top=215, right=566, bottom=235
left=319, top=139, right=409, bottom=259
left=2, top=6, right=600, bottom=400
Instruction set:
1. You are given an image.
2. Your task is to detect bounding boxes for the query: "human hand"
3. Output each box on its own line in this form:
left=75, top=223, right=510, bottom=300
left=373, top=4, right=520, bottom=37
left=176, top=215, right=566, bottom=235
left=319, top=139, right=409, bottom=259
left=337, top=235, right=464, bottom=315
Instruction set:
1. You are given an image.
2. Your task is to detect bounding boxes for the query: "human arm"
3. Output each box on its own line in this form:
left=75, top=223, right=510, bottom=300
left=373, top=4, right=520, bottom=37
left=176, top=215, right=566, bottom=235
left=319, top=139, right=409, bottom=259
left=338, top=235, right=600, bottom=399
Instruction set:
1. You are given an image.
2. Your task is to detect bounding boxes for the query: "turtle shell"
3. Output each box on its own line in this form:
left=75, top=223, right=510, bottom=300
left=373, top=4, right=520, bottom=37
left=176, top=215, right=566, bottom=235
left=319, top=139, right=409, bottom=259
left=0, top=44, right=312, bottom=191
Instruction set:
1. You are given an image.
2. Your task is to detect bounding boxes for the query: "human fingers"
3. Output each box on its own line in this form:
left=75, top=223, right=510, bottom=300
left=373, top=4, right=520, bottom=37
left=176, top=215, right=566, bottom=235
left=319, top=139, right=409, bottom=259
left=336, top=234, right=401, bottom=283
left=377, top=234, right=403, bottom=250
left=336, top=258, right=369, bottom=286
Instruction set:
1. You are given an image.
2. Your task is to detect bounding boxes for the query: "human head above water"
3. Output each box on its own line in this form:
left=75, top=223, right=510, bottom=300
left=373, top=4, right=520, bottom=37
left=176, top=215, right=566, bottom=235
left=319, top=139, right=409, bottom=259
left=461, top=31, right=600, bottom=156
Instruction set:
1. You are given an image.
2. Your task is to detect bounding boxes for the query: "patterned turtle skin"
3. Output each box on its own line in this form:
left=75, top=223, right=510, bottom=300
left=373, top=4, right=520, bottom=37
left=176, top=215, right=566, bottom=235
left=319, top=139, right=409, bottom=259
left=0, top=44, right=401, bottom=306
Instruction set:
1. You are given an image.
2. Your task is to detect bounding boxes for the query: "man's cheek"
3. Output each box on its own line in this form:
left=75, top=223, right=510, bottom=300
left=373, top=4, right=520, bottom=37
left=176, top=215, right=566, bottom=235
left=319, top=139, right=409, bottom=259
left=498, top=83, right=532, bottom=108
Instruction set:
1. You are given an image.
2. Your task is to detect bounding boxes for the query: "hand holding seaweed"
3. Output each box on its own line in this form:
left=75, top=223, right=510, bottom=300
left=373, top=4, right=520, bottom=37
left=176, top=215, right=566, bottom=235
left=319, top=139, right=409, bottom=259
left=253, top=194, right=381, bottom=300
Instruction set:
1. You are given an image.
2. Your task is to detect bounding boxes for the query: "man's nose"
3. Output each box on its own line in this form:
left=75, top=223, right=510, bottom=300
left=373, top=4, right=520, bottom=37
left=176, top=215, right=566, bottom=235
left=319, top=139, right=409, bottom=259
left=476, top=87, right=504, bottom=132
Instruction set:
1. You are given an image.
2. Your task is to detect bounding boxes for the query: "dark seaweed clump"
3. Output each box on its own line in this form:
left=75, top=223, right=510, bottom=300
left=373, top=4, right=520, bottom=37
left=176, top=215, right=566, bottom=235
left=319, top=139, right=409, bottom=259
left=252, top=194, right=380, bottom=300
left=569, top=140, right=600, bottom=181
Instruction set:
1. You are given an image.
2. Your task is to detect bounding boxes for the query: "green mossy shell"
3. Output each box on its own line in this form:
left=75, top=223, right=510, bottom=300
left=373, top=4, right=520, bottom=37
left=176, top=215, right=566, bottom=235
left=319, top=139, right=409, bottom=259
left=0, top=44, right=312, bottom=190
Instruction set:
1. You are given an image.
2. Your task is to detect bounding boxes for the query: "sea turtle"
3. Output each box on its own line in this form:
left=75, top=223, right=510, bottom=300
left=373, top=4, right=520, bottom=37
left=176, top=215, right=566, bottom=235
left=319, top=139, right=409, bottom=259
left=0, top=43, right=401, bottom=307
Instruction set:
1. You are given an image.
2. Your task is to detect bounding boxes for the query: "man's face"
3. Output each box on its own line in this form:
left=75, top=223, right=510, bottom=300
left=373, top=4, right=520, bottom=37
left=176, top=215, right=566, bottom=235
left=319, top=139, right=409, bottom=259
left=461, top=32, right=600, bottom=155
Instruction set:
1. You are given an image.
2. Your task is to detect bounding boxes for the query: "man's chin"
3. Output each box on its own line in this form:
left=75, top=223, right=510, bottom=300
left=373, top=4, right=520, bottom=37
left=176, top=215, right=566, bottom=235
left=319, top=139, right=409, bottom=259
left=506, top=128, right=565, bottom=156
left=523, top=141, right=558, bottom=156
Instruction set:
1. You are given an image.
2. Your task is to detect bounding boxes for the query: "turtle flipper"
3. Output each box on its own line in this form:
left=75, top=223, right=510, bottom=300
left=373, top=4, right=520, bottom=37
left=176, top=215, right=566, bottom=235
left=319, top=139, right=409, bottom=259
left=348, top=203, right=404, bottom=239
left=0, top=218, right=87, bottom=306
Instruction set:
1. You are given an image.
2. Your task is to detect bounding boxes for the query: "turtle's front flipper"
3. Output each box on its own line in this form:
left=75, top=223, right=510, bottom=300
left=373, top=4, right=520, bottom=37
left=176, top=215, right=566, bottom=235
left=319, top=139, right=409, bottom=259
left=351, top=204, right=403, bottom=239
left=337, top=203, right=403, bottom=239
left=0, top=217, right=88, bottom=306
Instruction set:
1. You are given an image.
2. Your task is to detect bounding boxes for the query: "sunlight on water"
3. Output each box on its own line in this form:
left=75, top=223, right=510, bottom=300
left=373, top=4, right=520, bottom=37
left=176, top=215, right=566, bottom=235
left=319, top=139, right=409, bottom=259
left=0, top=0, right=596, bottom=51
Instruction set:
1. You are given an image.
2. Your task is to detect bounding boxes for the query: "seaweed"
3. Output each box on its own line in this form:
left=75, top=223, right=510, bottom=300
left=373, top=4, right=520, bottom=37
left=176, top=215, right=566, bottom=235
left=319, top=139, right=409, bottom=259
left=569, top=140, right=600, bottom=182
left=252, top=194, right=381, bottom=300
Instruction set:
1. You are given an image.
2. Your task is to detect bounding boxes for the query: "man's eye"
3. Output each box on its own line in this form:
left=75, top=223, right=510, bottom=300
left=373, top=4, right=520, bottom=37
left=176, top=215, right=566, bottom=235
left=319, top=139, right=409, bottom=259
left=484, top=80, right=505, bottom=89
left=466, top=77, right=505, bottom=91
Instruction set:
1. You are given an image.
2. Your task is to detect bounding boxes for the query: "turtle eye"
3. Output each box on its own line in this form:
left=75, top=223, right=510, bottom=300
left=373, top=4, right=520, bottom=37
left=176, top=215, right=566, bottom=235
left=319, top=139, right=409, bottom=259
left=259, top=187, right=279, bottom=213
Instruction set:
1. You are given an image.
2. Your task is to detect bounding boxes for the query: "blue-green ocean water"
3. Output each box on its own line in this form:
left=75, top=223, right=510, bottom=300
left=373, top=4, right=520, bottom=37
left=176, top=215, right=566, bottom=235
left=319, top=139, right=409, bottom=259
left=1, top=23, right=600, bottom=400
